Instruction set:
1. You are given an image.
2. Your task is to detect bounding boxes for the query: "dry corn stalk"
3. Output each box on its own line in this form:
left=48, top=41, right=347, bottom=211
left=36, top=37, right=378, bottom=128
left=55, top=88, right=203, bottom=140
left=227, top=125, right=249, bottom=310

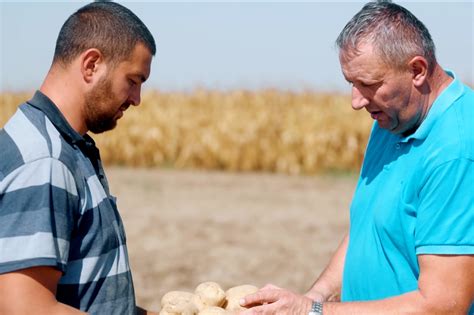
left=0, top=90, right=372, bottom=174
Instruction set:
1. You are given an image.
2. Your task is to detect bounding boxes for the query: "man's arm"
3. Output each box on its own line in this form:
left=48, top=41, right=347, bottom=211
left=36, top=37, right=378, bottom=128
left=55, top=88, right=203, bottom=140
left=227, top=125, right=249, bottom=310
left=241, top=254, right=474, bottom=314
left=322, top=254, right=474, bottom=314
left=305, top=233, right=349, bottom=302
left=0, top=266, right=87, bottom=315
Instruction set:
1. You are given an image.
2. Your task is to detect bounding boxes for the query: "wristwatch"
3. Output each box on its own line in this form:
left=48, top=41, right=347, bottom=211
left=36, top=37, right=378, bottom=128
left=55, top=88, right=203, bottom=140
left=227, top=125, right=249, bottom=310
left=308, top=301, right=323, bottom=315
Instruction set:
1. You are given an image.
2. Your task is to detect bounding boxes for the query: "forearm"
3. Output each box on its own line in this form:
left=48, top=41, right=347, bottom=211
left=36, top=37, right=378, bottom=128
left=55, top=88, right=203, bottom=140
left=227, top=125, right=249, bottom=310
left=0, top=267, right=87, bottom=315
left=49, top=302, right=88, bottom=314
left=306, top=233, right=348, bottom=301
left=323, top=254, right=474, bottom=314
left=2, top=301, right=87, bottom=315
left=323, top=289, right=469, bottom=315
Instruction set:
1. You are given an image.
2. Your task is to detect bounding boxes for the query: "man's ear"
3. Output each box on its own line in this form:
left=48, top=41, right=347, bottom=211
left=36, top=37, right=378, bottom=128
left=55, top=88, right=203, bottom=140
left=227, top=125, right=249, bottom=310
left=408, top=56, right=429, bottom=88
left=80, top=48, right=105, bottom=84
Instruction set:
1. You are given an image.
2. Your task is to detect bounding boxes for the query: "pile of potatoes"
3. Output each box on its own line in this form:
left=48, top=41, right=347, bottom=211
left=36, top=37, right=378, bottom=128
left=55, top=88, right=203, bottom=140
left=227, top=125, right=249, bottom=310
left=159, top=282, right=259, bottom=315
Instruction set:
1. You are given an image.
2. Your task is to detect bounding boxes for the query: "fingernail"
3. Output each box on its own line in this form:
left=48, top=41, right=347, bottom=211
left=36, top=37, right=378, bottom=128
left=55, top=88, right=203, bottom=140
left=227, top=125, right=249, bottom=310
left=239, top=298, right=245, bottom=306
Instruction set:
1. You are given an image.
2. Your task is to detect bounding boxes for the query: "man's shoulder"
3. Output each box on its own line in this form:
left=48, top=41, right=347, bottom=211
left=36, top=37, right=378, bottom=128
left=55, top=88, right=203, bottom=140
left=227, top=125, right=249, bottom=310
left=451, top=84, right=474, bottom=132
left=432, top=86, right=474, bottom=155
left=418, top=86, right=474, bottom=171
left=446, top=82, right=474, bottom=119
left=0, top=104, right=77, bottom=178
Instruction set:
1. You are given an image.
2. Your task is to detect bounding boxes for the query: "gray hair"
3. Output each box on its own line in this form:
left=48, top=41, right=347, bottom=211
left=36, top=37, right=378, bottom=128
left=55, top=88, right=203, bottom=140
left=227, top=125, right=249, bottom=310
left=336, top=0, right=436, bottom=72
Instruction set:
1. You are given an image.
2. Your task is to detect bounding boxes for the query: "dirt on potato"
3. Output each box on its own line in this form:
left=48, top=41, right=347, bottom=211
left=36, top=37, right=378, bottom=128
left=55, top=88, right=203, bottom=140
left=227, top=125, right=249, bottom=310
left=106, top=167, right=356, bottom=311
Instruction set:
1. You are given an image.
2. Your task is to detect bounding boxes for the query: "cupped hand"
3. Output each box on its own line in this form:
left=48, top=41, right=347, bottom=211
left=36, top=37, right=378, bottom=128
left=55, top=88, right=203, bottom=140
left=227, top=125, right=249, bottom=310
left=239, top=284, right=313, bottom=315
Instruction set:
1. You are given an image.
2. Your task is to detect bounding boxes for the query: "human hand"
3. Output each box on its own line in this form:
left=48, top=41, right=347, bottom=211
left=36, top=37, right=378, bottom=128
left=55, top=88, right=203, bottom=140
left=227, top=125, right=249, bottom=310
left=304, top=289, right=325, bottom=302
left=305, top=285, right=341, bottom=302
left=238, top=284, right=313, bottom=315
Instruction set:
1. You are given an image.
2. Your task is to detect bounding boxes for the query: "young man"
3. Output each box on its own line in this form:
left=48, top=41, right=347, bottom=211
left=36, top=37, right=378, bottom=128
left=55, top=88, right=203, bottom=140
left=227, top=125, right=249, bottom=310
left=240, top=1, right=474, bottom=314
left=0, top=2, right=158, bottom=314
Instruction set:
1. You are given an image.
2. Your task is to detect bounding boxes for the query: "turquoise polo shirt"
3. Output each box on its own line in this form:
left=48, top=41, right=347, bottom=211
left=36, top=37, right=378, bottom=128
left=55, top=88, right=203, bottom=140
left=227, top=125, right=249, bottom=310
left=341, top=72, right=474, bottom=309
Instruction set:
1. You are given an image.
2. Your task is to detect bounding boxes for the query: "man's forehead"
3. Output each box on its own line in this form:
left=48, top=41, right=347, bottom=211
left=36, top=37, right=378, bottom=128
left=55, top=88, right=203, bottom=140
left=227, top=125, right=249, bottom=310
left=341, top=43, right=387, bottom=67
left=340, top=49, right=388, bottom=82
left=340, top=41, right=377, bottom=61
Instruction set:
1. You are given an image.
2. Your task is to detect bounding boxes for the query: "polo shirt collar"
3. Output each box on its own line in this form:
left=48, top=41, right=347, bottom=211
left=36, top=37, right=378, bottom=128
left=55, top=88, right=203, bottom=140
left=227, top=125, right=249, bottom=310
left=26, top=90, right=96, bottom=147
left=400, top=70, right=464, bottom=143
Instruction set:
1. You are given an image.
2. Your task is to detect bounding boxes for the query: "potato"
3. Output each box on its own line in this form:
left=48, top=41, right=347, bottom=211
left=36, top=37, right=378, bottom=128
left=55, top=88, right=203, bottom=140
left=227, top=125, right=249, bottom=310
left=198, top=306, right=228, bottom=315
left=193, top=282, right=226, bottom=310
left=161, top=291, right=195, bottom=308
left=159, top=308, right=196, bottom=315
left=160, top=290, right=198, bottom=315
left=158, top=283, right=258, bottom=314
left=224, top=285, right=259, bottom=311
left=161, top=299, right=198, bottom=315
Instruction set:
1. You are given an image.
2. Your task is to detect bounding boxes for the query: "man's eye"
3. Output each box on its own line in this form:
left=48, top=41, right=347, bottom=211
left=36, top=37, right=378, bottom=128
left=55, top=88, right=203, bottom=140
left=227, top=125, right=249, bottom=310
left=129, top=79, right=137, bottom=86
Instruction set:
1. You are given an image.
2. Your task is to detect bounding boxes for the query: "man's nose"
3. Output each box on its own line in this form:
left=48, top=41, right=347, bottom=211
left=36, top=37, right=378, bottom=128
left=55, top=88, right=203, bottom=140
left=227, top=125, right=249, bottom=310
left=351, top=86, right=370, bottom=110
left=128, top=86, right=141, bottom=106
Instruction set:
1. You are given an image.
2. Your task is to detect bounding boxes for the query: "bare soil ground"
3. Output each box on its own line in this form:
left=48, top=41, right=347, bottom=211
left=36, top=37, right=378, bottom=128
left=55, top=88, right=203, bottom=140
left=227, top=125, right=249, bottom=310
left=106, top=167, right=357, bottom=311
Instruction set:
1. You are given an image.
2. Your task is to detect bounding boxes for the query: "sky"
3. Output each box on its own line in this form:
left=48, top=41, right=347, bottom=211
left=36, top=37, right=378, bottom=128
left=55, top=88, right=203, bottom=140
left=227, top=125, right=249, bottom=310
left=0, top=1, right=473, bottom=93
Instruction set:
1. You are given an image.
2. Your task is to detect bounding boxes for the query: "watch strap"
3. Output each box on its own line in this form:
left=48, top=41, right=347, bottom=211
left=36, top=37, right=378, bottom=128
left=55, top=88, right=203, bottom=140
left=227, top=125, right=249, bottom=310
left=308, top=300, right=323, bottom=315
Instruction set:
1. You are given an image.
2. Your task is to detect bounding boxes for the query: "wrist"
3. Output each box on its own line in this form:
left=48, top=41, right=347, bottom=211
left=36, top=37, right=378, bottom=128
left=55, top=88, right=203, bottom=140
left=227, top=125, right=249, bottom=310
left=305, top=289, right=326, bottom=302
left=307, top=282, right=340, bottom=302
left=306, top=283, right=331, bottom=301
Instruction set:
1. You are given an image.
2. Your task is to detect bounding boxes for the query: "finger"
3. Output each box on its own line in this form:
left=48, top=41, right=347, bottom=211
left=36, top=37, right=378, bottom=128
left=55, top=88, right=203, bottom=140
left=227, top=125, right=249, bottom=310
left=240, top=289, right=281, bottom=307
left=261, top=283, right=281, bottom=291
left=240, top=303, right=279, bottom=315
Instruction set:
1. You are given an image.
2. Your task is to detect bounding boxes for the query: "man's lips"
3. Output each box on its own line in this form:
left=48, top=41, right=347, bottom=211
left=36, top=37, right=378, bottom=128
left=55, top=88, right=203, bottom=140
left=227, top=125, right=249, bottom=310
left=370, top=111, right=383, bottom=120
left=117, top=104, right=130, bottom=119
left=115, top=107, right=127, bottom=119
left=120, top=104, right=130, bottom=112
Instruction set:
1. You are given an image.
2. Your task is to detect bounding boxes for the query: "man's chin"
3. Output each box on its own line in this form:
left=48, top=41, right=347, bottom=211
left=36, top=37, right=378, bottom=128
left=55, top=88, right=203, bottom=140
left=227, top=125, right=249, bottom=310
left=377, top=119, right=391, bottom=130
left=379, top=121, right=402, bottom=135
left=87, top=120, right=117, bottom=134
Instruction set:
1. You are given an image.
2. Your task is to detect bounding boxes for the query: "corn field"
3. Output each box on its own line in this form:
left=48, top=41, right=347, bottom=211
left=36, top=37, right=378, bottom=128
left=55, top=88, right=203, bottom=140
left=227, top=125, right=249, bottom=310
left=1, top=90, right=372, bottom=174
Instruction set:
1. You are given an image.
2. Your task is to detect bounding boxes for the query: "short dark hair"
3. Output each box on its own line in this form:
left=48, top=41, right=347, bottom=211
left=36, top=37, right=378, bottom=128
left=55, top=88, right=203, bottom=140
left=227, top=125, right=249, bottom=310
left=53, top=1, right=156, bottom=66
left=336, top=0, right=436, bottom=72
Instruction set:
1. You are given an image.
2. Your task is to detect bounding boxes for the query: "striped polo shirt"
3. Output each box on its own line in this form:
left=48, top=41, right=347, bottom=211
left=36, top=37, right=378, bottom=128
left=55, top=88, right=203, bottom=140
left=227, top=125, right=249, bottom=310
left=0, top=91, right=136, bottom=314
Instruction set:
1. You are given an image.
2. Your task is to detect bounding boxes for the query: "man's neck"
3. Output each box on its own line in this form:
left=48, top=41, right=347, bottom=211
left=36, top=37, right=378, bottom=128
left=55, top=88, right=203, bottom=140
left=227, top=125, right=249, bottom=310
left=427, top=65, right=453, bottom=107
left=401, top=65, right=453, bottom=138
left=39, top=65, right=88, bottom=135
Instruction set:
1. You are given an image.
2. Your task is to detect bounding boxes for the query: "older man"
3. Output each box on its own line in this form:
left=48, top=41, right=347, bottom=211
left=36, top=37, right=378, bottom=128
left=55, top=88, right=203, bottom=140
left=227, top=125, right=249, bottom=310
left=241, top=1, right=474, bottom=314
left=0, top=2, right=157, bottom=314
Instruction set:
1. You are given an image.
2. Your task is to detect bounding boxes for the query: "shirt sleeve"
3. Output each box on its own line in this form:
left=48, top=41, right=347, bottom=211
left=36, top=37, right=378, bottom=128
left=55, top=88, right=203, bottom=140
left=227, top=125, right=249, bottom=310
left=0, top=157, right=80, bottom=274
left=415, top=158, right=474, bottom=255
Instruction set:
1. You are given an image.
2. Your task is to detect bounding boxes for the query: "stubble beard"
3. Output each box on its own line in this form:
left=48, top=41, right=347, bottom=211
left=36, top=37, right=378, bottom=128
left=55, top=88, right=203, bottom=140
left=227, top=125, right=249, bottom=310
left=84, top=76, right=119, bottom=134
